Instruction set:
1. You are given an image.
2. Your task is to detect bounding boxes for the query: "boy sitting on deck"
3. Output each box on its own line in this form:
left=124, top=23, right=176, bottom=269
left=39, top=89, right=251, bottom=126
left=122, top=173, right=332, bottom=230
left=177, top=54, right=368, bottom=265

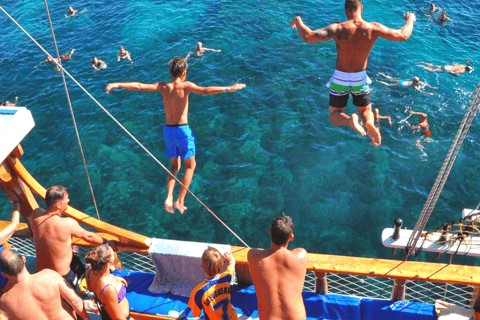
left=181, top=247, right=238, bottom=320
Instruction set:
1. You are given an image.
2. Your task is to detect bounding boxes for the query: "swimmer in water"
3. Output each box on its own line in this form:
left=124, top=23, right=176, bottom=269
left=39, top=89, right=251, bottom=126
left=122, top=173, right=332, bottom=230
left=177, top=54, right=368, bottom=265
left=417, top=61, right=473, bottom=76
left=428, top=3, right=441, bottom=14
left=405, top=111, right=430, bottom=136
left=117, top=46, right=133, bottom=63
left=35, top=49, right=75, bottom=70
left=439, top=10, right=453, bottom=24
left=376, top=73, right=437, bottom=96
left=65, top=6, right=77, bottom=18
left=373, top=108, right=392, bottom=127
left=186, top=42, right=221, bottom=59
left=0, top=97, right=18, bottom=107
left=92, top=56, right=107, bottom=70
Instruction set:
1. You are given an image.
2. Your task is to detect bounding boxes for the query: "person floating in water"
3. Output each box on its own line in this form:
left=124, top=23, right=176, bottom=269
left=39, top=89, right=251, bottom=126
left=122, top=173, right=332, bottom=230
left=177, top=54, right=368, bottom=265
left=0, top=96, right=18, bottom=106
left=92, top=56, right=107, bottom=70
left=65, top=6, right=77, bottom=18
left=405, top=111, right=430, bottom=136
left=376, top=73, right=437, bottom=96
left=35, top=49, right=75, bottom=70
left=374, top=108, right=392, bottom=127
left=186, top=42, right=221, bottom=59
left=117, top=46, right=132, bottom=63
left=417, top=61, right=473, bottom=76
left=425, top=3, right=441, bottom=16
left=290, top=0, right=416, bottom=147
left=439, top=10, right=453, bottom=25
left=105, top=57, right=246, bottom=214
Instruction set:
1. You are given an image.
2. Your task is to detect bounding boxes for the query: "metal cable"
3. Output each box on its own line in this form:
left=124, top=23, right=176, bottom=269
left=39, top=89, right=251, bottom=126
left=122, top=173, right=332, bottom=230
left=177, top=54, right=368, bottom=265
left=405, top=80, right=480, bottom=259
left=0, top=6, right=249, bottom=248
left=42, top=0, right=101, bottom=221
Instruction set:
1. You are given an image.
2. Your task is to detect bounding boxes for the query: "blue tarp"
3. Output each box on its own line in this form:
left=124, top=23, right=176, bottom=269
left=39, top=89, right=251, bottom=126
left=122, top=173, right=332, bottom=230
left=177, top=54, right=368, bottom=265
left=361, top=299, right=436, bottom=320
left=114, top=270, right=437, bottom=320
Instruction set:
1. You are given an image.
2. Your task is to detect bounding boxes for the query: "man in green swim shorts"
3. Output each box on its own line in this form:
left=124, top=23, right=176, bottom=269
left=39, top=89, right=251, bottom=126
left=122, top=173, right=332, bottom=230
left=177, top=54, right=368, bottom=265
left=291, top=0, right=416, bottom=147
left=106, top=57, right=245, bottom=214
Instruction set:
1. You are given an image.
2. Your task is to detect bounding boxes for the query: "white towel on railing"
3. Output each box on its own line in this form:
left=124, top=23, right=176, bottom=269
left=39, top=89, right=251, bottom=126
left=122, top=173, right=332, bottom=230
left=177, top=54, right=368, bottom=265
left=148, top=238, right=231, bottom=297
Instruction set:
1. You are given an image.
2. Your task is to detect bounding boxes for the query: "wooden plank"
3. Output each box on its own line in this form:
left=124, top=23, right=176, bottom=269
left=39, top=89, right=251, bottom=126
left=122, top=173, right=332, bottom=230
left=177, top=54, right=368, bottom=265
left=231, top=246, right=480, bottom=287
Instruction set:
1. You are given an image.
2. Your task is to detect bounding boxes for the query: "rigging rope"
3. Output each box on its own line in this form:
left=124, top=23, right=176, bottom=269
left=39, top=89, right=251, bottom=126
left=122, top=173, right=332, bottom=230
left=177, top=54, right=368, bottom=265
left=0, top=6, right=250, bottom=248
left=405, top=80, right=480, bottom=260
left=42, top=0, right=101, bottom=221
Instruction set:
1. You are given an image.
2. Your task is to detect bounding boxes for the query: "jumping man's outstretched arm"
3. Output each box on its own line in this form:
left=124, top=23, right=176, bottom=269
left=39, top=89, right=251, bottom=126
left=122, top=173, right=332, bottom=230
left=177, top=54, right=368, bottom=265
left=373, top=12, right=416, bottom=41
left=106, top=82, right=162, bottom=93
left=290, top=16, right=336, bottom=43
left=186, top=82, right=246, bottom=95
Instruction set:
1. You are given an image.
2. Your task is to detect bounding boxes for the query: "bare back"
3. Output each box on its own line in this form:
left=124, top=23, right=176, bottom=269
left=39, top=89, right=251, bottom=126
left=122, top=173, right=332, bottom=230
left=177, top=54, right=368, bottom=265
left=0, top=270, right=76, bottom=320
left=31, top=208, right=74, bottom=276
left=158, top=80, right=191, bottom=125
left=248, top=247, right=308, bottom=320
left=333, top=19, right=379, bottom=72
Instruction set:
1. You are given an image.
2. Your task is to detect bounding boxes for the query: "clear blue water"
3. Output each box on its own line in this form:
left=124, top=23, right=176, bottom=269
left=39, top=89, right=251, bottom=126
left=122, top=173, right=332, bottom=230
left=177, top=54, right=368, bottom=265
left=1, top=0, right=480, bottom=264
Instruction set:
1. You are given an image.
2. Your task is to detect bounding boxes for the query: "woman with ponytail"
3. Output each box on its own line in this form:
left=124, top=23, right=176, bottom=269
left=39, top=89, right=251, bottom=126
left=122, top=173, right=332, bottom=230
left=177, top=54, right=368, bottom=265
left=84, top=245, right=133, bottom=320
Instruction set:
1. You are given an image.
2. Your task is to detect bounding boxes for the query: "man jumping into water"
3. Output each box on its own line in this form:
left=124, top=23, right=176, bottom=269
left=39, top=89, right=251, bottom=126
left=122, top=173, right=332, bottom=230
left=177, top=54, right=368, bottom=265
left=290, top=0, right=416, bottom=147
left=106, top=57, right=246, bottom=214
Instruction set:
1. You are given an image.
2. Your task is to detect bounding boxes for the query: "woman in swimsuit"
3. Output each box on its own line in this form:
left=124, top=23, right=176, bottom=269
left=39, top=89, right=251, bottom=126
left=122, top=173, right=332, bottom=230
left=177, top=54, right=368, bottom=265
left=85, top=244, right=133, bottom=320
left=92, top=56, right=107, bottom=70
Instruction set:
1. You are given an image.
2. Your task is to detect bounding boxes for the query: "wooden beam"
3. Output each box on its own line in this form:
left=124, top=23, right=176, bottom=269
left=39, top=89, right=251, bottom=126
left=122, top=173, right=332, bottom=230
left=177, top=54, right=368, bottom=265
left=231, top=246, right=480, bottom=287
left=6, top=155, right=152, bottom=249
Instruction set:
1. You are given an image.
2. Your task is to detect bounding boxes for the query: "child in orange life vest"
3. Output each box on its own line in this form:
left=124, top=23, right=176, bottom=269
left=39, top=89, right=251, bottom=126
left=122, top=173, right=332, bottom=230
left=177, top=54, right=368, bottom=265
left=184, top=247, right=238, bottom=320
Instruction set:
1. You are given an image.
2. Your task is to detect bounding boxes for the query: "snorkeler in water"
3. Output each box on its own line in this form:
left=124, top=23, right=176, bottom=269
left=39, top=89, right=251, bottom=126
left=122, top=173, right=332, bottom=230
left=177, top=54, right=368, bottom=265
left=186, top=42, right=221, bottom=59
left=405, top=111, right=431, bottom=136
left=376, top=73, right=437, bottom=96
left=417, top=61, right=473, bottom=76
left=35, top=49, right=75, bottom=70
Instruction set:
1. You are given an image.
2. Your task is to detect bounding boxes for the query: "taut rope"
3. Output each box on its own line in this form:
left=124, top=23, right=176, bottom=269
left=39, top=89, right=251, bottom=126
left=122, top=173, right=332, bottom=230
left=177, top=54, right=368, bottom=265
left=42, top=0, right=101, bottom=221
left=0, top=6, right=250, bottom=248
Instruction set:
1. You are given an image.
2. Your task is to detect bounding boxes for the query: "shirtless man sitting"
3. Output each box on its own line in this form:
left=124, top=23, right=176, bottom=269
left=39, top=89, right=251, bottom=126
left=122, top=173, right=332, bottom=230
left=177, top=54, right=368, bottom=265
left=417, top=61, right=473, bottom=76
left=291, top=0, right=416, bottom=147
left=31, top=185, right=113, bottom=292
left=0, top=249, right=88, bottom=320
left=247, top=214, right=308, bottom=320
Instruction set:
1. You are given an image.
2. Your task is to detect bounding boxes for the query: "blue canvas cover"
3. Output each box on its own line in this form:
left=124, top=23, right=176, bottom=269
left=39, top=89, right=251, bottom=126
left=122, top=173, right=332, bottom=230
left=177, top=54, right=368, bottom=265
left=361, top=299, right=437, bottom=320
left=114, top=270, right=436, bottom=320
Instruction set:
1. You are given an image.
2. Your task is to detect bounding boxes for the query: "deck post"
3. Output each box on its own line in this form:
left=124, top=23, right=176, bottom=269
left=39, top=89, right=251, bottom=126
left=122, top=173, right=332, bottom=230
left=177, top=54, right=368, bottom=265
left=390, top=278, right=406, bottom=301
left=473, top=287, right=480, bottom=318
left=315, top=272, right=328, bottom=294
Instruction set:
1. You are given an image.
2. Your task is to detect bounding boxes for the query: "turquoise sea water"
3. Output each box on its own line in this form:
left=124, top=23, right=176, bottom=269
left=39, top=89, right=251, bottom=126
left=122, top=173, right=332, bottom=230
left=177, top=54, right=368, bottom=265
left=1, top=0, right=480, bottom=264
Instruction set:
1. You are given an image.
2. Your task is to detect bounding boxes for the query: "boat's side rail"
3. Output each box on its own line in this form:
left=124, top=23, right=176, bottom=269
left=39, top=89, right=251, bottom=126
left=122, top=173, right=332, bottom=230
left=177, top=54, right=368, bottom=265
left=4, top=232, right=479, bottom=308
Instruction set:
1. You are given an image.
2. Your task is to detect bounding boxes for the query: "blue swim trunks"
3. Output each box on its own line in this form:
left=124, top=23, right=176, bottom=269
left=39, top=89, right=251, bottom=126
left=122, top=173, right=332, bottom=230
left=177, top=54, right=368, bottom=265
left=164, top=124, right=195, bottom=160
